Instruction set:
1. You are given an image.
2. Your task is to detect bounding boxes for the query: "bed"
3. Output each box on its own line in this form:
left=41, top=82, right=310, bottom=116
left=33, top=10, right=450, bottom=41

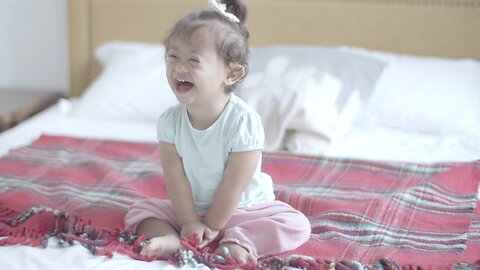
left=1, top=0, right=480, bottom=269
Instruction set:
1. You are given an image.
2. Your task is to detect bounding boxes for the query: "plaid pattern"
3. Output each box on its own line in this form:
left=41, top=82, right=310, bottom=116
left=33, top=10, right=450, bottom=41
left=0, top=135, right=479, bottom=268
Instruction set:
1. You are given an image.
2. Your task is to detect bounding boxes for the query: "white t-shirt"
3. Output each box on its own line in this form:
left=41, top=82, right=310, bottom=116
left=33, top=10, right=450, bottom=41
left=157, top=94, right=275, bottom=214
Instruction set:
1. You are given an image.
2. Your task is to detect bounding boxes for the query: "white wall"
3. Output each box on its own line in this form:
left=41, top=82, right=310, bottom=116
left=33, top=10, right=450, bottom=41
left=0, top=0, right=69, bottom=94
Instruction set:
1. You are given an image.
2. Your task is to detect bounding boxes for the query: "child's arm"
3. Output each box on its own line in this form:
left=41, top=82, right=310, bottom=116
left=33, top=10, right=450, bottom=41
left=158, top=141, right=198, bottom=227
left=203, top=150, right=261, bottom=230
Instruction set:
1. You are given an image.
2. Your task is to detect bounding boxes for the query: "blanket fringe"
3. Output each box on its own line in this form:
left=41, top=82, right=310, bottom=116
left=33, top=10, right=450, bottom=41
left=1, top=204, right=479, bottom=270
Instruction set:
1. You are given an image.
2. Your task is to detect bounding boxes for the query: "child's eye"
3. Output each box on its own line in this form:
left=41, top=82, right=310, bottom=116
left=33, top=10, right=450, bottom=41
left=167, top=54, right=178, bottom=60
left=189, top=58, right=200, bottom=63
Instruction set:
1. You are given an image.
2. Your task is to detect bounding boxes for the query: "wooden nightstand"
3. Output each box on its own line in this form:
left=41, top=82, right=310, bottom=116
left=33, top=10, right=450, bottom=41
left=0, top=89, right=63, bottom=132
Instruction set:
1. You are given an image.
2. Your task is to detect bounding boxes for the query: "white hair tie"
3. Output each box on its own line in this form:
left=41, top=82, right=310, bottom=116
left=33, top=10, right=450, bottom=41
left=208, top=0, right=240, bottom=24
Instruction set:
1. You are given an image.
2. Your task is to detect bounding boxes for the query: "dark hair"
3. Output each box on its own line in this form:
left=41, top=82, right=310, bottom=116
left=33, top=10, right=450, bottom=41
left=164, top=0, right=249, bottom=92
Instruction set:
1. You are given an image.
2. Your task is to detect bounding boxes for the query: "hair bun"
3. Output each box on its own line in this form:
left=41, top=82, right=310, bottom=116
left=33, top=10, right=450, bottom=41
left=222, top=0, right=247, bottom=24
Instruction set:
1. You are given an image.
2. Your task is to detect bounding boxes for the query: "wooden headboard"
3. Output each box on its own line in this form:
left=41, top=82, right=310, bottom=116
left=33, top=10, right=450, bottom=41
left=68, top=0, right=480, bottom=97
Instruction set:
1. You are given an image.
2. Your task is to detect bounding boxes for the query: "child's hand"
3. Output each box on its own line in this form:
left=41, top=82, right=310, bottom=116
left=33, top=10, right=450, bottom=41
left=181, top=220, right=209, bottom=242
left=198, top=227, right=219, bottom=249
left=181, top=220, right=219, bottom=248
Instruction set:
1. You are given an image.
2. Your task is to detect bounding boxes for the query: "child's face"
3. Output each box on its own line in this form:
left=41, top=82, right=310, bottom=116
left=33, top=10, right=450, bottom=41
left=165, top=26, right=230, bottom=107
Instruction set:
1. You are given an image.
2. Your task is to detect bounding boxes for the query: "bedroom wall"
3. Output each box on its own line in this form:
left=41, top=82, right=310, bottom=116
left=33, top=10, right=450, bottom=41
left=0, top=0, right=69, bottom=94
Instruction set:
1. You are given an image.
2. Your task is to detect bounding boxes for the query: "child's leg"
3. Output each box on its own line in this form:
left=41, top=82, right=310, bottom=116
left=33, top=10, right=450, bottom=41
left=219, top=200, right=311, bottom=259
left=125, top=199, right=182, bottom=257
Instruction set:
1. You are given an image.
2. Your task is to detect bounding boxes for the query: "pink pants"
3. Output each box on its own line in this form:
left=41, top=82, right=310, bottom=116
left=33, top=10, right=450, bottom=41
left=124, top=199, right=311, bottom=258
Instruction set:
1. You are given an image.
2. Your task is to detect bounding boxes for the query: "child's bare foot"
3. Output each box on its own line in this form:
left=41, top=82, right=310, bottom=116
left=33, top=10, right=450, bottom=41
left=215, top=242, right=257, bottom=265
left=140, top=234, right=182, bottom=258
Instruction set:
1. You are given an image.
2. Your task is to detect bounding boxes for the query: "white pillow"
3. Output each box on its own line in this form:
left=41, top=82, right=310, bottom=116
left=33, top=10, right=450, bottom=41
left=346, top=47, right=480, bottom=138
left=235, top=46, right=386, bottom=154
left=71, top=42, right=178, bottom=122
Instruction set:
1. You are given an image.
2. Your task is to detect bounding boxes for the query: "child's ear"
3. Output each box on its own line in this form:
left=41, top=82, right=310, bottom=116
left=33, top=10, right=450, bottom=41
left=224, top=64, right=246, bottom=86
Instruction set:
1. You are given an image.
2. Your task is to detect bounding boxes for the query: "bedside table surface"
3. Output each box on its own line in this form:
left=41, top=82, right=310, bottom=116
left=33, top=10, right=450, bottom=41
left=0, top=90, right=63, bottom=132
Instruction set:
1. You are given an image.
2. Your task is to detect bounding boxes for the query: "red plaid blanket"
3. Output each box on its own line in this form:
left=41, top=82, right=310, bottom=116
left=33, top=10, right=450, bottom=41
left=0, top=135, right=479, bottom=269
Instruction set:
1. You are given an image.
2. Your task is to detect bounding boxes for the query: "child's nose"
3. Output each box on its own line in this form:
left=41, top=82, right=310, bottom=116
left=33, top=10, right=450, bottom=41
left=174, top=61, right=188, bottom=73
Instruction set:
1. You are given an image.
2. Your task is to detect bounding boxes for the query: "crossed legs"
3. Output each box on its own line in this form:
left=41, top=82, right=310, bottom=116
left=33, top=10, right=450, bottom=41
left=125, top=199, right=311, bottom=263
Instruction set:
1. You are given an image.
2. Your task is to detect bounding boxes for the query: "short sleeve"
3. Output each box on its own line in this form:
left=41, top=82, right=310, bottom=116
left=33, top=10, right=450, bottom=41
left=228, top=111, right=265, bottom=152
left=157, top=106, right=177, bottom=143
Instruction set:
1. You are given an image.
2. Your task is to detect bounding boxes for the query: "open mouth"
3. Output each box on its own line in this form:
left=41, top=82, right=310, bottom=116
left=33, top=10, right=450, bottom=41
left=176, top=79, right=194, bottom=92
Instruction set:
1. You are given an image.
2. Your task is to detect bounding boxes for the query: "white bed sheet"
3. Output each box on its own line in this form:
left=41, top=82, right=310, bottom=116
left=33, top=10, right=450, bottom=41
left=325, top=124, right=480, bottom=163
left=2, top=99, right=479, bottom=162
left=1, top=99, right=479, bottom=270
left=0, top=99, right=158, bottom=157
